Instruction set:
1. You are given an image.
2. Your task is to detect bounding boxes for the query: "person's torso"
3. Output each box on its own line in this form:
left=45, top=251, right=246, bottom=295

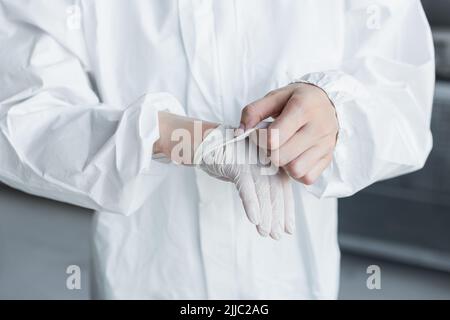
left=81, top=0, right=344, bottom=123
left=31, top=0, right=344, bottom=299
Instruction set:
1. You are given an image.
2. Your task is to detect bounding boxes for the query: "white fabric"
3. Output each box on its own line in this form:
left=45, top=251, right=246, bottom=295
left=0, top=0, right=434, bottom=299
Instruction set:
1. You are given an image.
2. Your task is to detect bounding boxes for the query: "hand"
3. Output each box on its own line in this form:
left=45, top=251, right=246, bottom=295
left=239, top=83, right=338, bottom=185
left=194, top=125, right=295, bottom=239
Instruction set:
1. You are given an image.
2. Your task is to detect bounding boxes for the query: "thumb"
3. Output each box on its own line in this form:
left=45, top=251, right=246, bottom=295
left=240, top=88, right=293, bottom=130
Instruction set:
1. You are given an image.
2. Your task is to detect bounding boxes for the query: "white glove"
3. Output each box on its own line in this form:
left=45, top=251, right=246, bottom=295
left=194, top=125, right=295, bottom=239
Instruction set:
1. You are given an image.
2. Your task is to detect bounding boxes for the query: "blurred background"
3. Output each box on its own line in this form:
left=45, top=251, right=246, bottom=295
left=339, top=0, right=450, bottom=299
left=1, top=0, right=450, bottom=300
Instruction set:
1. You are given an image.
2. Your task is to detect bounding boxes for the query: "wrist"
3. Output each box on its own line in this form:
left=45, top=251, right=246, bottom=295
left=155, top=111, right=219, bottom=164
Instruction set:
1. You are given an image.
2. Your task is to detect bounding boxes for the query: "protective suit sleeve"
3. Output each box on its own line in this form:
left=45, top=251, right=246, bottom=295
left=0, top=3, right=184, bottom=215
left=296, top=0, right=435, bottom=198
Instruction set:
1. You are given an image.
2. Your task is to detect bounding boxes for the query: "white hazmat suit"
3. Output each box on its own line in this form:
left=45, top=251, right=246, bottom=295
left=0, top=0, right=434, bottom=299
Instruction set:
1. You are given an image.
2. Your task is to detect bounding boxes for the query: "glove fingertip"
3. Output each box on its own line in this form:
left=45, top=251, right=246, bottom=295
left=244, top=204, right=260, bottom=225
left=285, top=223, right=295, bottom=235
left=257, top=225, right=270, bottom=237
left=249, top=213, right=260, bottom=225
left=270, top=231, right=282, bottom=240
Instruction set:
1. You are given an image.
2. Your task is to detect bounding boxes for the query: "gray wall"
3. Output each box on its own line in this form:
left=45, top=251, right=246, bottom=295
left=0, top=183, right=91, bottom=299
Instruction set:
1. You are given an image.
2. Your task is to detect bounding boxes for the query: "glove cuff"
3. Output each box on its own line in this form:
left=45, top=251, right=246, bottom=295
left=193, top=123, right=267, bottom=166
left=193, top=125, right=229, bottom=166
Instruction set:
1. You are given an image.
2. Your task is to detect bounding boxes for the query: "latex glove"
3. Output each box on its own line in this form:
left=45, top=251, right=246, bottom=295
left=194, top=125, right=295, bottom=239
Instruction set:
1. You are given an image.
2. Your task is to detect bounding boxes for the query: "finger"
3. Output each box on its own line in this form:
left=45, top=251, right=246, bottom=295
left=280, top=169, right=295, bottom=234
left=252, top=171, right=272, bottom=237
left=249, top=127, right=279, bottom=157
left=285, top=137, right=334, bottom=182
left=299, top=153, right=333, bottom=185
left=235, top=171, right=261, bottom=225
left=269, top=174, right=284, bottom=240
left=240, top=87, right=293, bottom=130
left=265, top=93, right=310, bottom=150
left=270, top=124, right=316, bottom=167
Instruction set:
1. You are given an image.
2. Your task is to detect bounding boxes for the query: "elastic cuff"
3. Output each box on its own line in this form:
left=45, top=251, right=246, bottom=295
left=128, top=92, right=186, bottom=171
